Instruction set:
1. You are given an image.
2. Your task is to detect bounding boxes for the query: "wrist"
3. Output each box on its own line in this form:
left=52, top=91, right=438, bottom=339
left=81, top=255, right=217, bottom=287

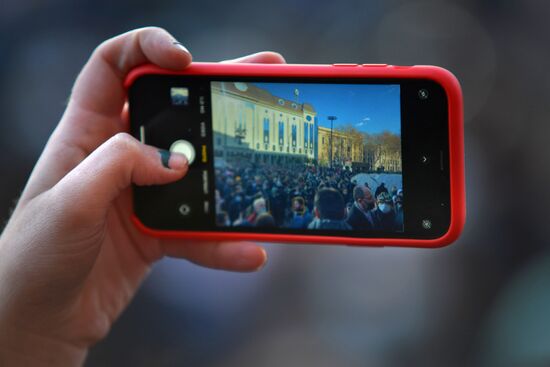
left=0, top=323, right=87, bottom=367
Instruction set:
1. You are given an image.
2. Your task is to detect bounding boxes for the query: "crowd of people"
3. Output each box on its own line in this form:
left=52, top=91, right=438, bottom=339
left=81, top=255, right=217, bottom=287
left=215, top=161, right=404, bottom=232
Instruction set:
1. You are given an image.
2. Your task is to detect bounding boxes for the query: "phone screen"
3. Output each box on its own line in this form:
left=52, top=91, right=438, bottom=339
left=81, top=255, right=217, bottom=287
left=129, top=75, right=450, bottom=239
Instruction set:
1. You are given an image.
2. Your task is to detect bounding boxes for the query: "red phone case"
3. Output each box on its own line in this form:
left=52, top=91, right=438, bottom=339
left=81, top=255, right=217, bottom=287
left=124, top=63, right=465, bottom=248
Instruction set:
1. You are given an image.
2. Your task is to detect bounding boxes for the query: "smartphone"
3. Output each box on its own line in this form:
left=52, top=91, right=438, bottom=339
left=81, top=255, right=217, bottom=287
left=124, top=62, right=465, bottom=248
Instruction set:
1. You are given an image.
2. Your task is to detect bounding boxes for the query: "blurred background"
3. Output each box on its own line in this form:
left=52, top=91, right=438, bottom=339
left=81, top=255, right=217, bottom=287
left=2, top=0, right=550, bottom=366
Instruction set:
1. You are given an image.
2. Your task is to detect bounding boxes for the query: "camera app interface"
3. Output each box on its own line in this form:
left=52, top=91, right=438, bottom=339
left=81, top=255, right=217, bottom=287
left=211, top=81, right=404, bottom=232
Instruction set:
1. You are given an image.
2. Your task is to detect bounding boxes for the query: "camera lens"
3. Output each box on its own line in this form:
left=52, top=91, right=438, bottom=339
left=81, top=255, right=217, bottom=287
left=421, top=219, right=432, bottom=229
left=418, top=89, right=429, bottom=100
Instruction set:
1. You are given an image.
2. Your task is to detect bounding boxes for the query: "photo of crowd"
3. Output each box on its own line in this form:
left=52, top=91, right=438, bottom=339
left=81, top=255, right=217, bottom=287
left=212, top=81, right=403, bottom=232
left=215, top=163, right=404, bottom=232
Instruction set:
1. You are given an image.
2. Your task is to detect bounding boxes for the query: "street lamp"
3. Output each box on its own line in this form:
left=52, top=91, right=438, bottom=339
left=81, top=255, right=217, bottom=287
left=327, top=116, right=337, bottom=168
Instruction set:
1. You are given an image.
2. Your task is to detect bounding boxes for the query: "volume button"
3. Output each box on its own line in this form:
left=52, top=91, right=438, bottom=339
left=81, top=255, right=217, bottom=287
left=332, top=63, right=359, bottom=67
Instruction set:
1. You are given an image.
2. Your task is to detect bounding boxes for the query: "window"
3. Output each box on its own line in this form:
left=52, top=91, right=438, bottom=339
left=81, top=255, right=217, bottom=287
left=291, top=125, right=297, bottom=147
left=306, top=115, right=312, bottom=121
left=304, top=122, right=308, bottom=148
left=291, top=103, right=297, bottom=109
left=263, top=118, right=269, bottom=143
left=278, top=99, right=285, bottom=106
left=278, top=121, right=284, bottom=145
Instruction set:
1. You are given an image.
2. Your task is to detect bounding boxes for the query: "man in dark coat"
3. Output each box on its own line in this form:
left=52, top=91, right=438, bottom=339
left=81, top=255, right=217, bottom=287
left=346, top=186, right=374, bottom=230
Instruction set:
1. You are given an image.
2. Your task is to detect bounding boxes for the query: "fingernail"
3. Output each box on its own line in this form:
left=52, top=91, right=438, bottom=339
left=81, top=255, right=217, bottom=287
left=158, top=150, right=188, bottom=170
left=169, top=152, right=188, bottom=170
left=236, top=245, right=268, bottom=271
left=172, top=40, right=189, bottom=53
left=255, top=247, right=268, bottom=271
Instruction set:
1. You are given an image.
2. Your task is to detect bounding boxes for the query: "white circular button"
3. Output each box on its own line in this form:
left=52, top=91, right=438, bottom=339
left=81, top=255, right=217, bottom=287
left=169, top=139, right=196, bottom=165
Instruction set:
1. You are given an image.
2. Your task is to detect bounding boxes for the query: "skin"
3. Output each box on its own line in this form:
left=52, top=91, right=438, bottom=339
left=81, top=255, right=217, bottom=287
left=0, top=27, right=285, bottom=366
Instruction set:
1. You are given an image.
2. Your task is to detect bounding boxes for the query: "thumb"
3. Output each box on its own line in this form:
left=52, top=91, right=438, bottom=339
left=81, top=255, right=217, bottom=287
left=50, top=132, right=188, bottom=222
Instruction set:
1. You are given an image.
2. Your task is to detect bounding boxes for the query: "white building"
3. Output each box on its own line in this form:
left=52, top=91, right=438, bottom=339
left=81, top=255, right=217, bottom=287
left=211, top=81, right=317, bottom=165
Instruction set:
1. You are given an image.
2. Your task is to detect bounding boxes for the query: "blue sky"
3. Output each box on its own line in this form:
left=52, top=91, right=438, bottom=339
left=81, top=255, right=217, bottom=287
left=250, top=82, right=401, bottom=135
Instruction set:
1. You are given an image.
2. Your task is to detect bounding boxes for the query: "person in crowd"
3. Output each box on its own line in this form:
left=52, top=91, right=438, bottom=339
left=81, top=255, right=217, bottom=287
left=341, top=186, right=352, bottom=206
left=233, top=211, right=253, bottom=227
left=374, top=182, right=389, bottom=198
left=308, top=188, right=352, bottom=230
left=216, top=211, right=230, bottom=227
left=269, top=185, right=287, bottom=226
left=215, top=189, right=225, bottom=214
left=397, top=188, right=403, bottom=201
left=394, top=191, right=404, bottom=230
left=390, top=185, right=398, bottom=198
left=246, top=196, right=267, bottom=225
left=346, top=186, right=375, bottom=230
left=287, top=196, right=313, bottom=229
left=370, top=192, right=399, bottom=231
left=228, top=185, right=246, bottom=222
left=255, top=212, right=276, bottom=228
left=363, top=187, right=376, bottom=211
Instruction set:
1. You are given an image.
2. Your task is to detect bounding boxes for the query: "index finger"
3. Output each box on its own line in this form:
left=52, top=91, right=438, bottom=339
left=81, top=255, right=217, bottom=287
left=69, top=26, right=191, bottom=118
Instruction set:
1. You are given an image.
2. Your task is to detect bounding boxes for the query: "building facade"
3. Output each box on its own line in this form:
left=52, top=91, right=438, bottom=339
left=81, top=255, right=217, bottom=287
left=317, top=126, right=364, bottom=167
left=211, top=81, right=317, bottom=165
left=211, top=81, right=401, bottom=172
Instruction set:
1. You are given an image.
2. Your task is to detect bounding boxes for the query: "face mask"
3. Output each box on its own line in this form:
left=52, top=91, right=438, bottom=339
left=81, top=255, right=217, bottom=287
left=378, top=204, right=391, bottom=214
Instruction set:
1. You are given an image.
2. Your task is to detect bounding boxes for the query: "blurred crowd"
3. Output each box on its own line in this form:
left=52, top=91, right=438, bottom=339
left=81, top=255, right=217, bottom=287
left=215, top=163, right=403, bottom=231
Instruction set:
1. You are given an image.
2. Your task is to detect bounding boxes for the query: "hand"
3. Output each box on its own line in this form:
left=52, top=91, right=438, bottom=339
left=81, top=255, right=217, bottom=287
left=0, top=27, right=285, bottom=366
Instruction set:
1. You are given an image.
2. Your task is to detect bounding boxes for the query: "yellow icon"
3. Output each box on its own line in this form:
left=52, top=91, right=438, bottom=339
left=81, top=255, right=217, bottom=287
left=202, top=144, right=208, bottom=163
